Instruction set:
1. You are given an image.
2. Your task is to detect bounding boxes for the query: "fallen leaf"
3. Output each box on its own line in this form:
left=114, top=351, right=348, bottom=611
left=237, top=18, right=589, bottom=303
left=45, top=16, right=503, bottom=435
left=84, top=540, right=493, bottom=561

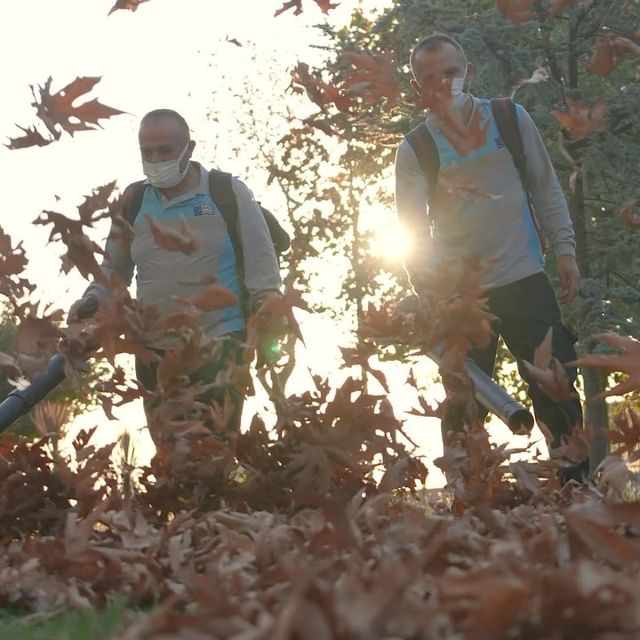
left=497, top=0, right=537, bottom=24
left=313, top=0, right=339, bottom=13
left=341, top=50, right=400, bottom=110
left=108, top=0, right=151, bottom=14
left=275, top=0, right=302, bottom=16
left=31, top=402, right=72, bottom=439
left=569, top=333, right=640, bottom=398
left=176, top=282, right=239, bottom=312
left=604, top=408, right=640, bottom=458
left=437, top=166, right=500, bottom=200
left=5, top=125, right=53, bottom=150
left=620, top=199, right=640, bottom=230
left=290, top=63, right=352, bottom=112
left=34, top=76, right=125, bottom=138
left=16, top=315, right=62, bottom=356
left=275, top=0, right=339, bottom=16
left=145, top=215, right=200, bottom=254
left=587, top=34, right=640, bottom=76
left=522, top=328, right=575, bottom=402
left=551, top=97, right=607, bottom=140
left=596, top=455, right=635, bottom=495
left=421, top=87, right=490, bottom=156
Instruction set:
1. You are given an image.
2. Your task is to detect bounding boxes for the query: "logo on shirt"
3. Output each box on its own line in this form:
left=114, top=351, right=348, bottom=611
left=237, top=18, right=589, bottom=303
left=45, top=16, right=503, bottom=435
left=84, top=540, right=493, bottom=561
left=495, top=136, right=505, bottom=149
left=193, top=203, right=216, bottom=216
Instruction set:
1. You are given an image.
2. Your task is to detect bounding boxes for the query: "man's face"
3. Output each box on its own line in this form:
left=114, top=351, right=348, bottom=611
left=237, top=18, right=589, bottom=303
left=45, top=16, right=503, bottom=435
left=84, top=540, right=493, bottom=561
left=138, top=117, right=192, bottom=169
left=410, top=42, right=468, bottom=99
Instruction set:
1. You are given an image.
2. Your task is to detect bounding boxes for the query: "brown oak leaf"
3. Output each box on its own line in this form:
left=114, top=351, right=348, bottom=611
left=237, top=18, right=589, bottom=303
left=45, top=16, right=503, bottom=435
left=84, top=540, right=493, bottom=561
left=341, top=50, right=400, bottom=110
left=587, top=34, right=640, bottom=76
left=314, top=0, right=340, bottom=12
left=5, top=126, right=53, bottom=150
left=145, top=215, right=200, bottom=254
left=621, top=199, right=640, bottom=230
left=176, top=283, right=239, bottom=312
left=497, top=0, right=536, bottom=24
left=108, top=0, right=151, bottom=15
left=551, top=97, right=607, bottom=140
left=291, top=63, right=352, bottom=112
left=34, top=76, right=125, bottom=138
left=604, top=408, right=640, bottom=459
left=275, top=0, right=302, bottom=16
left=420, top=84, right=490, bottom=156
left=275, top=0, right=338, bottom=16
left=523, top=328, right=575, bottom=402
left=569, top=333, right=640, bottom=399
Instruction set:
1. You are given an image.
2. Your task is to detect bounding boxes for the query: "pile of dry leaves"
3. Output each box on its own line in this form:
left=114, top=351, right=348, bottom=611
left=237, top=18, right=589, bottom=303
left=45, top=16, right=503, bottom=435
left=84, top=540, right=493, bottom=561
left=1, top=185, right=640, bottom=639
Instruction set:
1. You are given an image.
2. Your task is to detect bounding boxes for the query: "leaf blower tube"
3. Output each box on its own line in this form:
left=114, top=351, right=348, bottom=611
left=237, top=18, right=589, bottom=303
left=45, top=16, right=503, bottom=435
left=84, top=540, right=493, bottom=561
left=394, top=295, right=534, bottom=435
left=0, top=296, right=99, bottom=432
left=428, top=342, right=534, bottom=435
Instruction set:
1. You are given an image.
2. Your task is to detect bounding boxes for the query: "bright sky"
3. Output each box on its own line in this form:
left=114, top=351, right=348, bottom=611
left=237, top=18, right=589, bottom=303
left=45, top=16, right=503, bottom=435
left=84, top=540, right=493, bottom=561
left=0, top=0, right=544, bottom=488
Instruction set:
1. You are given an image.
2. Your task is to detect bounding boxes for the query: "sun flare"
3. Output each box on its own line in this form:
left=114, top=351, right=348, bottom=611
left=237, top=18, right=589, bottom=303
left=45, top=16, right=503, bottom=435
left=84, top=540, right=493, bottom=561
left=371, top=218, right=411, bottom=263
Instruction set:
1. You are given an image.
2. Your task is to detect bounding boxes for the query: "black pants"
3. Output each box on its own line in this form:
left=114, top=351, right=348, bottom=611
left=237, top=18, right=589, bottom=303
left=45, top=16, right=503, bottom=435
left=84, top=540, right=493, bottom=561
left=466, top=272, right=582, bottom=450
left=135, top=332, right=247, bottom=445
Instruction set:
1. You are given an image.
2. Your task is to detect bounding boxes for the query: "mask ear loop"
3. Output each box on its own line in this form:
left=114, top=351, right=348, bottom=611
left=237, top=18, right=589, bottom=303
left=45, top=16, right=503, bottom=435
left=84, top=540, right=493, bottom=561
left=177, top=141, right=192, bottom=178
left=462, top=63, right=470, bottom=94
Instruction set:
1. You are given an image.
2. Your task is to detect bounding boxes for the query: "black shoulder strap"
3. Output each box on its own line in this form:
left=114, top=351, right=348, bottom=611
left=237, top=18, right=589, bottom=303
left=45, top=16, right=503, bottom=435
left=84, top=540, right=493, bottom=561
left=405, top=122, right=440, bottom=196
left=491, top=97, right=547, bottom=251
left=491, top=97, right=525, bottom=177
left=121, top=180, right=147, bottom=225
left=208, top=169, right=243, bottom=272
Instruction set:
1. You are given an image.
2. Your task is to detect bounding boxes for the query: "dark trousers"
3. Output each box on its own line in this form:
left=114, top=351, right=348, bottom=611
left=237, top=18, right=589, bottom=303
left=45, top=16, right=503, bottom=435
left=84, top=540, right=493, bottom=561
left=135, top=332, right=247, bottom=445
left=466, top=272, right=583, bottom=451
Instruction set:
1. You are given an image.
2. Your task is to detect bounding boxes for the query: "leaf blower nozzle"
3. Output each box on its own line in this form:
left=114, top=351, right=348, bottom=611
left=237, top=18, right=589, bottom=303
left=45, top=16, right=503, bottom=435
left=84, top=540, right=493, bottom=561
left=395, top=295, right=535, bottom=435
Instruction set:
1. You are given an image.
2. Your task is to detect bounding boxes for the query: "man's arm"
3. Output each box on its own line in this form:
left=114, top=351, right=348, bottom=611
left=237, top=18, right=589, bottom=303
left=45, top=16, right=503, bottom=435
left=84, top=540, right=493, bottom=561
left=231, top=178, right=282, bottom=310
left=85, top=225, right=135, bottom=297
left=517, top=105, right=576, bottom=258
left=395, top=139, right=434, bottom=298
left=516, top=104, right=580, bottom=301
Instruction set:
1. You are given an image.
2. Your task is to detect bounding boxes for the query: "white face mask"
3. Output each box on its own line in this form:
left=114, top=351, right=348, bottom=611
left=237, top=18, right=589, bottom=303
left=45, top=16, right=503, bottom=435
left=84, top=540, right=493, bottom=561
left=142, top=142, right=190, bottom=189
left=450, top=64, right=469, bottom=108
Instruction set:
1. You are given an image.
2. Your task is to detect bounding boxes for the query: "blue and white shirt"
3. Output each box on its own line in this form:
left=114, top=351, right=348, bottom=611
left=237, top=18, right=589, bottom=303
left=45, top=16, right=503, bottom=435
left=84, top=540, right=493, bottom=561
left=86, top=164, right=282, bottom=347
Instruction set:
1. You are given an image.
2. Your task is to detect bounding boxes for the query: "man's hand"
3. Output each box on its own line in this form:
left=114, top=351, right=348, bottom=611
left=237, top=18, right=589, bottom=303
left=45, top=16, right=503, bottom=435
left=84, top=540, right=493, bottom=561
left=556, top=254, right=580, bottom=304
left=67, top=294, right=99, bottom=323
left=252, top=292, right=287, bottom=367
left=395, top=294, right=433, bottom=326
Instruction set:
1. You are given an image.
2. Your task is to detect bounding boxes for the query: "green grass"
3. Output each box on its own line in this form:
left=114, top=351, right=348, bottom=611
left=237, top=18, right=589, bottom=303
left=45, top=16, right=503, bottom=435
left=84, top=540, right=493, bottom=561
left=0, top=599, right=127, bottom=640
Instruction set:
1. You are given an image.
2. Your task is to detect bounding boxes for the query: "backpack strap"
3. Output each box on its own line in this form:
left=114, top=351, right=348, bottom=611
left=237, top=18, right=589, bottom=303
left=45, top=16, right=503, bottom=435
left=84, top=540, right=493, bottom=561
left=490, top=98, right=526, bottom=180
left=208, top=169, right=244, bottom=273
left=405, top=122, right=440, bottom=198
left=120, top=180, right=147, bottom=225
left=405, top=122, right=440, bottom=230
left=491, top=97, right=547, bottom=252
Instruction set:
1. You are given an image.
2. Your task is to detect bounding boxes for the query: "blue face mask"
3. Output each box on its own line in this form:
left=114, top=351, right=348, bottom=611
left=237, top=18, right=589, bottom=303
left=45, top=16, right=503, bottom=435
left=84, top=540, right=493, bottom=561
left=142, top=142, right=190, bottom=189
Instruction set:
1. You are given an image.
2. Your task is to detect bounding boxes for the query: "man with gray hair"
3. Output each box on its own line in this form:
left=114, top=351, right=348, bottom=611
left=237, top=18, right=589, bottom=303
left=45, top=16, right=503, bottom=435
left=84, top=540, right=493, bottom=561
left=70, top=109, right=283, bottom=443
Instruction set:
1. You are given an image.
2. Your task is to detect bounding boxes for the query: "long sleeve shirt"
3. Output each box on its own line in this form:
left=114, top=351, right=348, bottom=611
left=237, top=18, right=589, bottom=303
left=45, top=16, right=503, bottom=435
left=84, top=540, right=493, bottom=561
left=85, top=164, right=282, bottom=347
left=395, top=97, right=575, bottom=295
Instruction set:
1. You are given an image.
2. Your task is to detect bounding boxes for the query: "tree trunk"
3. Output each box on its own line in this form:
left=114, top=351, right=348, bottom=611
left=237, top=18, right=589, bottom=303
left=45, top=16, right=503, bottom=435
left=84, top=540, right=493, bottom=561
left=567, top=13, right=609, bottom=474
